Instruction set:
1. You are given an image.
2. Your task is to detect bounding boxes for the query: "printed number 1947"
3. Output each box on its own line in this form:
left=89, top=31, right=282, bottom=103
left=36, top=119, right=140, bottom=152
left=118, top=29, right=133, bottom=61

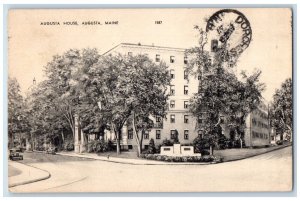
left=155, top=21, right=162, bottom=24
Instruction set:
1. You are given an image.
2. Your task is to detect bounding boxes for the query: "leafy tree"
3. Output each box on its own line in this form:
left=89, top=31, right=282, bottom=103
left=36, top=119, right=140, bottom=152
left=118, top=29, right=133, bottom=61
left=25, top=49, right=87, bottom=150
left=26, top=80, right=73, bottom=150
left=45, top=49, right=82, bottom=139
left=119, top=54, right=170, bottom=156
left=70, top=48, right=107, bottom=140
left=8, top=77, right=28, bottom=148
left=186, top=27, right=265, bottom=154
left=271, top=78, right=292, bottom=141
left=89, top=53, right=170, bottom=155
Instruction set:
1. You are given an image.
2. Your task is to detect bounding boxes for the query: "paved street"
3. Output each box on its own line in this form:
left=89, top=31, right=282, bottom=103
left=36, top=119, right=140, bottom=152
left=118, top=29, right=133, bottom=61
left=9, top=146, right=292, bottom=193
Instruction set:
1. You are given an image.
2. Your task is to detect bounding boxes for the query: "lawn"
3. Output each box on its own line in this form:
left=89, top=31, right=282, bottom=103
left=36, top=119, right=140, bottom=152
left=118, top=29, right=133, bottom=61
left=96, top=144, right=291, bottom=162
left=96, top=150, right=140, bottom=159
left=214, top=144, right=291, bottom=162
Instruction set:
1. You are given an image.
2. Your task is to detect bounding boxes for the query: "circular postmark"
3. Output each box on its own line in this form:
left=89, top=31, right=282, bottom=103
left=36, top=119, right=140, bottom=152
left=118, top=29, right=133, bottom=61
left=206, top=9, right=252, bottom=57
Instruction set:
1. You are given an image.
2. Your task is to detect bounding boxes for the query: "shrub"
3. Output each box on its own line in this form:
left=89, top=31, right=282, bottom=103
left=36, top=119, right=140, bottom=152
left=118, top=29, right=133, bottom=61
left=193, top=136, right=210, bottom=153
left=86, top=140, right=111, bottom=153
left=139, top=154, right=223, bottom=163
left=232, top=139, right=246, bottom=148
left=62, top=138, right=74, bottom=151
left=200, top=149, right=210, bottom=156
left=161, top=138, right=174, bottom=146
left=107, top=140, right=115, bottom=151
left=94, top=140, right=109, bottom=153
left=215, top=134, right=230, bottom=150
left=146, top=138, right=156, bottom=154
left=157, top=138, right=174, bottom=154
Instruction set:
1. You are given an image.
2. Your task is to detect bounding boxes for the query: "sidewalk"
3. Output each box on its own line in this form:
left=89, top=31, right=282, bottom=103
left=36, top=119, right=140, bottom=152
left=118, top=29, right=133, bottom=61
left=8, top=161, right=51, bottom=188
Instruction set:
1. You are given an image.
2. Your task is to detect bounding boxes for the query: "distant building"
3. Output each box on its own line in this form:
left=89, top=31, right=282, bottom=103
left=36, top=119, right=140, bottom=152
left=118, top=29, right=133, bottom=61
left=244, top=102, right=271, bottom=147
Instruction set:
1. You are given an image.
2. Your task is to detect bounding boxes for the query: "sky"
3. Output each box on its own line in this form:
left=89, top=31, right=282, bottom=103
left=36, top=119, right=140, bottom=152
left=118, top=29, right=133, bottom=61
left=8, top=8, right=292, bottom=102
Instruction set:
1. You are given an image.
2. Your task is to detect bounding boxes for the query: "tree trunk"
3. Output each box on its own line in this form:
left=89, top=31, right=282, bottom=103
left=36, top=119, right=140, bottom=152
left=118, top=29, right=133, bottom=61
left=71, top=126, right=75, bottom=141
left=240, top=138, right=243, bottom=149
left=139, top=130, right=144, bottom=154
left=116, top=129, right=121, bottom=155
left=209, top=145, right=214, bottom=156
left=132, top=111, right=142, bottom=157
left=61, top=130, right=65, bottom=144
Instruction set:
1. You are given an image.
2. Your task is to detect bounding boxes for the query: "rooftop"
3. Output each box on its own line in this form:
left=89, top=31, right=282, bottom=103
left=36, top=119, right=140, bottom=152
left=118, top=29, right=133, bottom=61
left=103, top=43, right=186, bottom=55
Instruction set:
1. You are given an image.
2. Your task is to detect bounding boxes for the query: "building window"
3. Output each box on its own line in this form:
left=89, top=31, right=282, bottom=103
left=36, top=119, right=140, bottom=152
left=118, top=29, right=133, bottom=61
left=170, top=56, right=175, bottom=63
left=128, top=129, right=133, bottom=139
left=184, top=85, right=188, bottom=95
left=170, top=69, right=175, bottom=79
left=170, top=85, right=175, bottom=95
left=170, top=114, right=175, bottom=123
left=156, top=130, right=161, bottom=139
left=198, top=130, right=203, bottom=138
left=170, top=130, right=176, bottom=139
left=128, top=145, right=133, bottom=149
left=170, top=100, right=175, bottom=108
left=211, top=39, right=218, bottom=52
left=184, top=70, right=188, bottom=80
left=184, top=101, right=189, bottom=109
left=128, top=52, right=132, bottom=56
left=184, top=130, right=189, bottom=140
left=156, top=116, right=161, bottom=122
left=184, top=56, right=188, bottom=64
left=144, top=130, right=149, bottom=139
left=156, top=54, right=160, bottom=62
left=198, top=113, right=205, bottom=124
left=198, top=117, right=203, bottom=124
left=184, top=115, right=189, bottom=123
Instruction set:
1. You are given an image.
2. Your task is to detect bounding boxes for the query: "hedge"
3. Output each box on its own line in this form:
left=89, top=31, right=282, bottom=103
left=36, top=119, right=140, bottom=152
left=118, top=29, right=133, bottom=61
left=139, top=154, right=223, bottom=163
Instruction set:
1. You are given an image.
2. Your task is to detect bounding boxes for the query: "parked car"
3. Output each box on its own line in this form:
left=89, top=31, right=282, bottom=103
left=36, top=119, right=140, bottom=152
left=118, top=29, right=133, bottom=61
left=46, top=147, right=56, bottom=155
left=9, top=149, right=23, bottom=160
left=276, top=140, right=283, bottom=145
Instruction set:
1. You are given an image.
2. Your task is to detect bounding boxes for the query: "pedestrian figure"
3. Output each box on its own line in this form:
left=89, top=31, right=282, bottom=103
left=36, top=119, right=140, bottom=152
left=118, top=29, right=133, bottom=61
left=107, top=154, right=110, bottom=159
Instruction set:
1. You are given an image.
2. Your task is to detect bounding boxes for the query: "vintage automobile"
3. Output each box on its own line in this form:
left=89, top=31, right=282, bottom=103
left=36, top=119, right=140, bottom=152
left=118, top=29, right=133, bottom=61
left=9, top=149, right=23, bottom=160
left=46, top=147, right=56, bottom=155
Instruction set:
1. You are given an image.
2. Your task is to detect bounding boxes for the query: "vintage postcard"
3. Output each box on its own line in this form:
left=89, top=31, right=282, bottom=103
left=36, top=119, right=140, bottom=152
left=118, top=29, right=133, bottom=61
left=7, top=8, right=293, bottom=193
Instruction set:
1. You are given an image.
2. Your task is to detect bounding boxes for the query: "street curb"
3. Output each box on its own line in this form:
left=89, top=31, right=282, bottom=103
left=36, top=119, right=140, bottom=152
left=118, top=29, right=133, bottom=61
left=219, top=144, right=292, bottom=163
left=9, top=162, right=51, bottom=188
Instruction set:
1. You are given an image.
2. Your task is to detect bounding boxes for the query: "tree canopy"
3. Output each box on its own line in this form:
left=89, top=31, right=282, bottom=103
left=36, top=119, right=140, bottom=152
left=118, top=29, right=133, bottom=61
left=271, top=78, right=292, bottom=141
left=186, top=27, right=265, bottom=152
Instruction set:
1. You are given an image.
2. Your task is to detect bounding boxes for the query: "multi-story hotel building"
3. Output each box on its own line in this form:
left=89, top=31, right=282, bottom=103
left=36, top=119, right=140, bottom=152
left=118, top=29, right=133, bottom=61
left=103, top=43, right=201, bottom=150
left=99, top=43, right=271, bottom=150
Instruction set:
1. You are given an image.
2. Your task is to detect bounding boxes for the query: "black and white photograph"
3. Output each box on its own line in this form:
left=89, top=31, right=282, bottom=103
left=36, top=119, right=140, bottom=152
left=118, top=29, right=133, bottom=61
left=7, top=8, right=293, bottom=193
